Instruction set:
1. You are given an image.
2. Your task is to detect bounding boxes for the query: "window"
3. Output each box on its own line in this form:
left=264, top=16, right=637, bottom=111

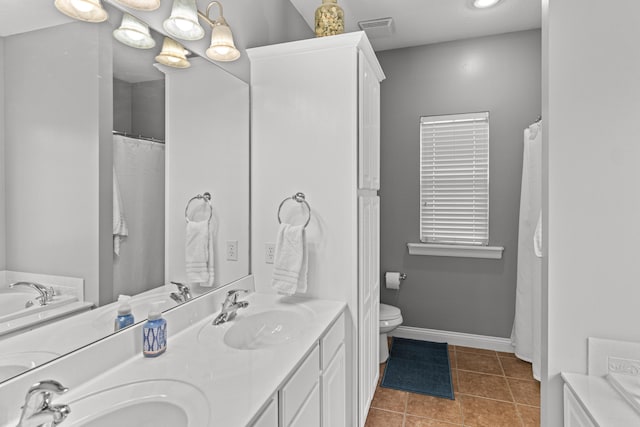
left=420, top=112, right=489, bottom=246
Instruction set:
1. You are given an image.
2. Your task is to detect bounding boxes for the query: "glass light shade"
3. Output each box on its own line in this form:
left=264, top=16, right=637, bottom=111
left=163, top=0, right=205, bottom=41
left=155, top=37, right=191, bottom=68
left=54, top=0, right=108, bottom=22
left=205, top=20, right=240, bottom=62
left=113, top=14, right=156, bottom=49
left=113, top=0, right=160, bottom=11
left=472, top=0, right=501, bottom=8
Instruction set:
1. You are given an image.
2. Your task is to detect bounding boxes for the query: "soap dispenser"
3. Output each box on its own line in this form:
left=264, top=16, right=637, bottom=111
left=143, top=301, right=167, bottom=357
left=114, top=295, right=135, bottom=332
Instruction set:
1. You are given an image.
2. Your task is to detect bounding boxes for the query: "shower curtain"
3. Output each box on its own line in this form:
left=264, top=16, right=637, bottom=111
left=113, top=135, right=165, bottom=299
left=511, top=121, right=542, bottom=381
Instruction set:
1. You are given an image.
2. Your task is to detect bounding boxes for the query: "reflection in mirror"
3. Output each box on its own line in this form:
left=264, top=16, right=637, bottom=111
left=0, top=0, right=249, bottom=383
left=111, top=12, right=166, bottom=300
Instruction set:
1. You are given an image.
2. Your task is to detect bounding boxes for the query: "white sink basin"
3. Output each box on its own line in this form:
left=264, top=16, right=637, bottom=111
left=62, top=380, right=209, bottom=426
left=0, top=351, right=59, bottom=382
left=222, top=310, right=309, bottom=350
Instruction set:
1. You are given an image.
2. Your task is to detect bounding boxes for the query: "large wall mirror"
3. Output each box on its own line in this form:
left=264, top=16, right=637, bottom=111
left=0, top=0, right=250, bottom=383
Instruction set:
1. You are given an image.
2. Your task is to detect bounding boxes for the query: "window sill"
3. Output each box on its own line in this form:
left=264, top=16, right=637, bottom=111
left=407, top=243, right=504, bottom=259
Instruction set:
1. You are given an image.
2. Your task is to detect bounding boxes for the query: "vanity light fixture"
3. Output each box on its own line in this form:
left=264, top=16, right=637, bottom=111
left=472, top=0, right=502, bottom=8
left=155, top=37, right=191, bottom=68
left=200, top=1, right=240, bottom=62
left=113, top=13, right=156, bottom=49
left=112, top=0, right=160, bottom=11
left=54, top=0, right=108, bottom=22
left=163, top=0, right=206, bottom=41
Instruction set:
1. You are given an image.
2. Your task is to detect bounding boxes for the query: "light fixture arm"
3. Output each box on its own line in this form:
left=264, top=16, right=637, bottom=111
left=197, top=1, right=225, bottom=27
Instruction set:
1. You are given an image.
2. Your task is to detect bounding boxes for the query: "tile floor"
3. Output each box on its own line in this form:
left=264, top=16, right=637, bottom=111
left=365, top=344, right=540, bottom=427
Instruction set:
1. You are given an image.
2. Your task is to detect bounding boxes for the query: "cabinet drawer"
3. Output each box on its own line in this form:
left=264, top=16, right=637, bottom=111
left=289, top=382, right=320, bottom=427
left=563, top=384, right=597, bottom=427
left=281, top=344, right=320, bottom=426
left=321, top=313, right=345, bottom=369
left=250, top=395, right=278, bottom=427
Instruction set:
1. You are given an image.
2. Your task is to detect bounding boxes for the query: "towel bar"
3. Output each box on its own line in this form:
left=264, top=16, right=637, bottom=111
left=277, top=192, right=311, bottom=229
left=185, top=192, right=213, bottom=222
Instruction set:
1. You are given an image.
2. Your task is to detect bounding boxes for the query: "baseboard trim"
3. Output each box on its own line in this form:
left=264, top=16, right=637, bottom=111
left=390, top=326, right=514, bottom=353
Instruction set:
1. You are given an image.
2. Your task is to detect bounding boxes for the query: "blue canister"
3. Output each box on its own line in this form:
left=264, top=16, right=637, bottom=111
left=114, top=295, right=135, bottom=332
left=143, top=301, right=167, bottom=357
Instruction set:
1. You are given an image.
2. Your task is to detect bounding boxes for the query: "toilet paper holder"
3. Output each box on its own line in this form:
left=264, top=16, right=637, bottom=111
left=385, top=272, right=407, bottom=281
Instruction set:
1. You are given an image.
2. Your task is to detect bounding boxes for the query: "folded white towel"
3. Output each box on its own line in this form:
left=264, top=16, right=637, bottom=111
left=112, top=169, right=129, bottom=256
left=271, top=223, right=308, bottom=295
left=186, top=219, right=215, bottom=287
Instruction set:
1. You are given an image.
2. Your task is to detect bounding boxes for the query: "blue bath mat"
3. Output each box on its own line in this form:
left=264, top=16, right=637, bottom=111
left=381, top=338, right=454, bottom=400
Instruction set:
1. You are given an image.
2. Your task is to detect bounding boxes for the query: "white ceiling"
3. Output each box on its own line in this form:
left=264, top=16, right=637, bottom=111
left=290, top=0, right=542, bottom=51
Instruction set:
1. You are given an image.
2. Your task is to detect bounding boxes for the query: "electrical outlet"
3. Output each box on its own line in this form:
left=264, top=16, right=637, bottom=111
left=265, top=243, right=276, bottom=264
left=226, top=240, right=238, bottom=261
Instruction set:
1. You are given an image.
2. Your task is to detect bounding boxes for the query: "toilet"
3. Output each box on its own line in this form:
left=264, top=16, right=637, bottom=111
left=379, top=303, right=403, bottom=363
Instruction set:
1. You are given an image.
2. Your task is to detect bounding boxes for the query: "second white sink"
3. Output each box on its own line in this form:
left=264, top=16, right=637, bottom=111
left=223, top=310, right=308, bottom=350
left=61, top=380, right=210, bottom=426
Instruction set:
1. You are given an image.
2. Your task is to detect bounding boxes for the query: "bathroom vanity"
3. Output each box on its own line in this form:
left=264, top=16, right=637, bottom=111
left=0, top=278, right=348, bottom=426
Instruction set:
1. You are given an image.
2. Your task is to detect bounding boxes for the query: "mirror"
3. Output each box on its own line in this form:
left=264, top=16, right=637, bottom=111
left=0, top=0, right=250, bottom=382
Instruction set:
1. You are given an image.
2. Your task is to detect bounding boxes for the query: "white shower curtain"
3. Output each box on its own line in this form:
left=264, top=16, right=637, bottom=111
left=113, top=135, right=165, bottom=299
left=511, top=121, right=542, bottom=381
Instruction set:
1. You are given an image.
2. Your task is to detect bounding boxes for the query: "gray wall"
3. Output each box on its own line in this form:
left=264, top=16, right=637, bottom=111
left=113, top=78, right=165, bottom=141
left=378, top=29, right=541, bottom=338
left=131, top=79, right=165, bottom=141
left=113, top=78, right=132, bottom=134
left=4, top=22, right=113, bottom=305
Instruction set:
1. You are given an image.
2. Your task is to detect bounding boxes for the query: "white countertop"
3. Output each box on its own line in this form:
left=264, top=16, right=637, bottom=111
left=562, top=372, right=640, bottom=426
left=36, top=292, right=346, bottom=426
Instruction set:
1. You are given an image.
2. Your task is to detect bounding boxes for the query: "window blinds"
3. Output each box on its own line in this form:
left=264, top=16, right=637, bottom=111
left=420, top=112, right=489, bottom=246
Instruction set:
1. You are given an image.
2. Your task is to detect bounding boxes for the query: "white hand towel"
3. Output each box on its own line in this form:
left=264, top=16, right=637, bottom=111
left=186, top=219, right=215, bottom=287
left=271, top=223, right=308, bottom=295
left=112, top=169, right=129, bottom=256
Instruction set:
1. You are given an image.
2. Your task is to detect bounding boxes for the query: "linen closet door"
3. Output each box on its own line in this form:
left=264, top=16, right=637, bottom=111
left=358, top=195, right=379, bottom=424
left=357, top=49, right=381, bottom=423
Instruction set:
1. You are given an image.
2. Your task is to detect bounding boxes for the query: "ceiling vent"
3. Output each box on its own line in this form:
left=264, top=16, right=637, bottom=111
left=357, top=17, right=393, bottom=38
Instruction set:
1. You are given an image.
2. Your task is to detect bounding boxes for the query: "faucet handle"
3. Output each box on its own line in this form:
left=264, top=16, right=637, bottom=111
left=171, top=282, right=192, bottom=300
left=26, top=380, right=68, bottom=397
left=24, top=380, right=69, bottom=411
left=171, top=281, right=187, bottom=291
left=226, top=289, right=249, bottom=303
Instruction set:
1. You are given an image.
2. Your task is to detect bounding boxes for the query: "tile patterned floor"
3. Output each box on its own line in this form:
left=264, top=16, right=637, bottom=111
left=365, top=345, right=540, bottom=427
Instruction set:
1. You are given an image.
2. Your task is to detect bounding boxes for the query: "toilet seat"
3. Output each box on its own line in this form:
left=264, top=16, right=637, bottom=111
left=379, top=303, right=403, bottom=363
left=380, top=303, right=401, bottom=321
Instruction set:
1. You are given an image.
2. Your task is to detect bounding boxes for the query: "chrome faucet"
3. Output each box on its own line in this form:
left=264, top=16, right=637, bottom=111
left=10, top=282, right=55, bottom=306
left=15, top=380, right=70, bottom=427
left=169, top=281, right=192, bottom=304
left=212, top=289, right=249, bottom=325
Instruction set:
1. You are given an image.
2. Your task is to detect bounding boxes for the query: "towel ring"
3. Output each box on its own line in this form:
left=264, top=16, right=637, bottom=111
left=277, top=192, right=311, bottom=229
left=185, top=192, right=213, bottom=222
